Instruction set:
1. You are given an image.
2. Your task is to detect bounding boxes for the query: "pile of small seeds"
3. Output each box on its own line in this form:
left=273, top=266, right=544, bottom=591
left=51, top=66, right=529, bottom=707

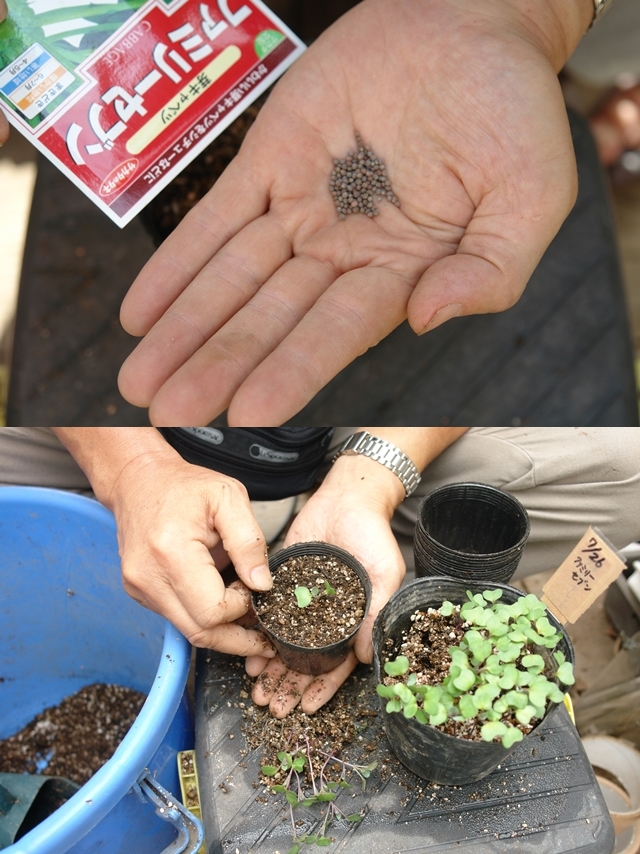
left=330, top=132, right=400, bottom=220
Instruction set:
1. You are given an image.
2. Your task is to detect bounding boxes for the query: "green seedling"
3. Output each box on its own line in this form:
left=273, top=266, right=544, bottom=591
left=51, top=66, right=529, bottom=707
left=377, top=589, right=574, bottom=748
left=294, top=586, right=314, bottom=608
left=294, top=580, right=336, bottom=609
left=261, top=736, right=376, bottom=853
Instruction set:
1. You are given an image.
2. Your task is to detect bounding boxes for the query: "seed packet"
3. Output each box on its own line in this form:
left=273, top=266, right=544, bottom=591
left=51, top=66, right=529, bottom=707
left=0, top=0, right=305, bottom=226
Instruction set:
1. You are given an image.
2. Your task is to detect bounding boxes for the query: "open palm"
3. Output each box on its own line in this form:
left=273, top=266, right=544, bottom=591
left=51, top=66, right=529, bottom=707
left=118, top=0, right=579, bottom=426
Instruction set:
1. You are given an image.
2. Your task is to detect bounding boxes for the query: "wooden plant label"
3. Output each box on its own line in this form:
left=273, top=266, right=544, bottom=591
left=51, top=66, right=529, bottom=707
left=541, top=526, right=627, bottom=625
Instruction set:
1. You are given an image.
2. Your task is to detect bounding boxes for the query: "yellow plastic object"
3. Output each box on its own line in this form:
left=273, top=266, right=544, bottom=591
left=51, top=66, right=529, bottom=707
left=177, top=750, right=205, bottom=854
left=563, top=693, right=576, bottom=724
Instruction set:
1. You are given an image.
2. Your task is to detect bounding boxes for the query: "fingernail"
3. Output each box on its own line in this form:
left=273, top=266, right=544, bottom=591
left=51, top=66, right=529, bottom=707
left=419, top=303, right=462, bottom=335
left=250, top=565, right=272, bottom=591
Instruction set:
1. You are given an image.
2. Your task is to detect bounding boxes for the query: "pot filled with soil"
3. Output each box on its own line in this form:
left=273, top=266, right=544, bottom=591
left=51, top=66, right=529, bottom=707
left=414, top=483, right=531, bottom=584
left=372, top=576, right=574, bottom=785
left=253, top=542, right=371, bottom=675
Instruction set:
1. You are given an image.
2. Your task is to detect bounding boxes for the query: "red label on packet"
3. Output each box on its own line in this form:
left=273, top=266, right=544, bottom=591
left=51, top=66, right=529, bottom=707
left=0, top=0, right=305, bottom=227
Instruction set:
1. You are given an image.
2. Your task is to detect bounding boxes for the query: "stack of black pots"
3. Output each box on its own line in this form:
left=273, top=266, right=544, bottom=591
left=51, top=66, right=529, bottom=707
left=413, top=482, right=531, bottom=584
left=371, top=482, right=571, bottom=785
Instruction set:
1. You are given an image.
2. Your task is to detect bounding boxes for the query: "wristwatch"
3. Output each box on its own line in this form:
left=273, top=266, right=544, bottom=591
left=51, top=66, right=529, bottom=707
left=591, top=0, right=615, bottom=27
left=333, top=431, right=422, bottom=497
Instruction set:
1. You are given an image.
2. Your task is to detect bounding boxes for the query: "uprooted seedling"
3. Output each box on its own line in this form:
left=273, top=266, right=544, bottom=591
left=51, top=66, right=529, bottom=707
left=261, top=739, right=376, bottom=853
left=378, top=589, right=575, bottom=748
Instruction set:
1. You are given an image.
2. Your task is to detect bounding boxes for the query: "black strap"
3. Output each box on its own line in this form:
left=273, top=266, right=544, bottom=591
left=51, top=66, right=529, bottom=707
left=158, top=428, right=334, bottom=500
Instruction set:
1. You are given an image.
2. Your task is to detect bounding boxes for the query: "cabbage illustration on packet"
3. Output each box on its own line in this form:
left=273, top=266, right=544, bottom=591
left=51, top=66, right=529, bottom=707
left=0, top=0, right=306, bottom=227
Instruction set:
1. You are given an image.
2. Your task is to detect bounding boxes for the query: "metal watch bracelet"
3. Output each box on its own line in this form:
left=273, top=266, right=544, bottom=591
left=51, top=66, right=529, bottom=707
left=332, top=431, right=422, bottom=498
left=591, top=0, right=615, bottom=27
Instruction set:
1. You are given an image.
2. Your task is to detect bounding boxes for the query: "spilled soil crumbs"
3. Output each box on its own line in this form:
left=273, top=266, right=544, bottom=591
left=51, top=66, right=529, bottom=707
left=0, top=683, right=146, bottom=786
left=241, top=672, right=379, bottom=788
left=179, top=751, right=201, bottom=811
left=253, top=553, right=367, bottom=647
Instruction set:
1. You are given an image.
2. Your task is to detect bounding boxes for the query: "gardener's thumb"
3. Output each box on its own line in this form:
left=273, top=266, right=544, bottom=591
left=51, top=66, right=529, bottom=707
left=407, top=189, right=574, bottom=335
left=228, top=531, right=272, bottom=592
left=408, top=250, right=529, bottom=336
left=211, top=482, right=272, bottom=592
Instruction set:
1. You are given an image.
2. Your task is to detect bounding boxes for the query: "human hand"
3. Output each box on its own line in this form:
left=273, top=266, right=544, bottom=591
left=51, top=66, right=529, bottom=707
left=248, top=468, right=406, bottom=718
left=0, top=0, right=10, bottom=145
left=109, top=449, right=277, bottom=657
left=119, top=0, right=591, bottom=426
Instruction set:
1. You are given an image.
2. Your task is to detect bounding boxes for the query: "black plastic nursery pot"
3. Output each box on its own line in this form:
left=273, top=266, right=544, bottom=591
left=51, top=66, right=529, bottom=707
left=414, top=483, right=531, bottom=584
left=253, top=542, right=371, bottom=676
left=372, top=576, right=574, bottom=786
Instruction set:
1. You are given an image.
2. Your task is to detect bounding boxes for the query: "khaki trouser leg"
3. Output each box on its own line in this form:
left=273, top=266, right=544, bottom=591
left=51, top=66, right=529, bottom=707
left=392, top=428, right=640, bottom=579
left=3, top=428, right=639, bottom=576
left=0, top=428, right=91, bottom=490
left=0, top=428, right=296, bottom=543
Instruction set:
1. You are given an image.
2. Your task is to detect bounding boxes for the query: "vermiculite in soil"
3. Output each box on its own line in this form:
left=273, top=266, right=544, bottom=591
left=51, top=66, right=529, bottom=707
left=330, top=132, right=400, bottom=220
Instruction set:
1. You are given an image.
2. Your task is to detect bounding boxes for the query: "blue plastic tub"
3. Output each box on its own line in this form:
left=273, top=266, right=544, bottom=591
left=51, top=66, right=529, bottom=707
left=0, top=487, right=196, bottom=854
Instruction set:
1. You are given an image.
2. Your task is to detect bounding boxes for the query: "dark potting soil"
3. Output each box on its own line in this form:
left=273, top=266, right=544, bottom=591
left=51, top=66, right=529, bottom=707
left=240, top=670, right=379, bottom=789
left=253, top=553, right=367, bottom=647
left=381, top=607, right=543, bottom=742
left=178, top=750, right=201, bottom=812
left=0, top=683, right=146, bottom=786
